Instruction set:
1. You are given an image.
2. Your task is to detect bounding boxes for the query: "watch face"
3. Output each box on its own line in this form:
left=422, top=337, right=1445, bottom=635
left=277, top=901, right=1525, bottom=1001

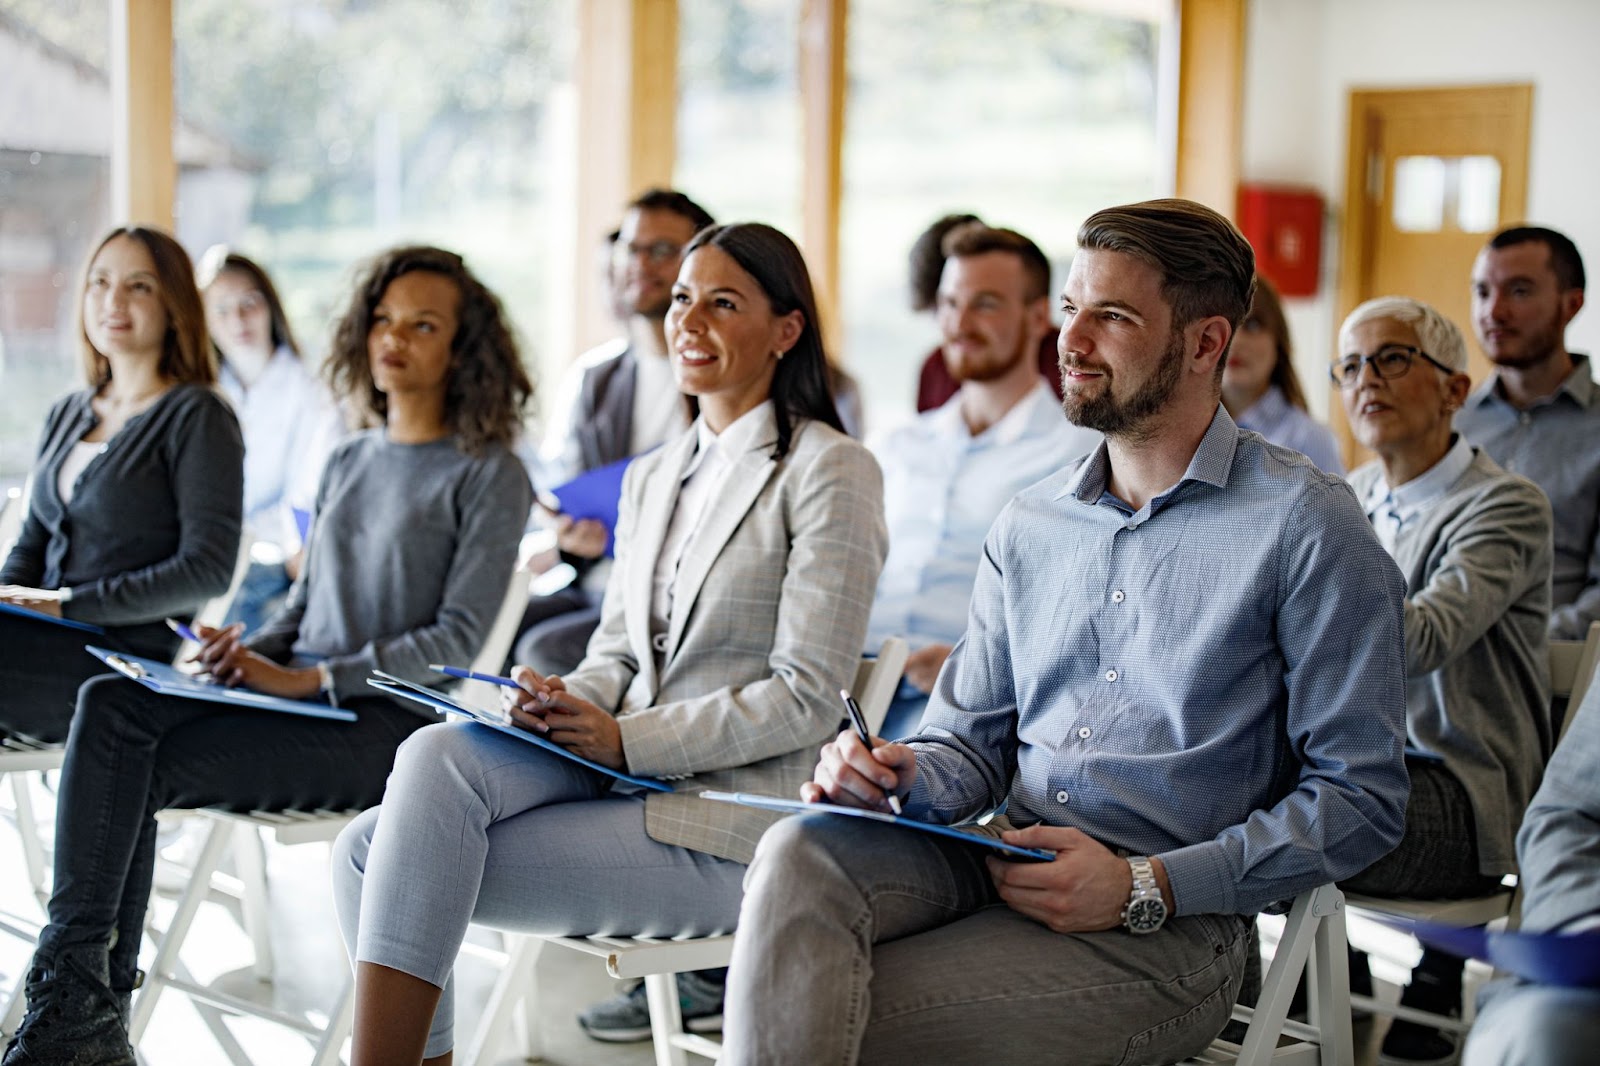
left=1125, top=897, right=1167, bottom=934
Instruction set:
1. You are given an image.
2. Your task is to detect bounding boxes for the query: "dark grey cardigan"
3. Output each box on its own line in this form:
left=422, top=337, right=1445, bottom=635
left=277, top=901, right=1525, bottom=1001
left=0, top=383, right=244, bottom=653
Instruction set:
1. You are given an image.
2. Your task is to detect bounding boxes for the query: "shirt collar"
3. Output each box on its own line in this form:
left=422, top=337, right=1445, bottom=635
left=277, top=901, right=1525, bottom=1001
left=1059, top=403, right=1239, bottom=503
left=684, top=399, right=774, bottom=480
left=934, top=377, right=1060, bottom=446
left=1363, top=434, right=1475, bottom=525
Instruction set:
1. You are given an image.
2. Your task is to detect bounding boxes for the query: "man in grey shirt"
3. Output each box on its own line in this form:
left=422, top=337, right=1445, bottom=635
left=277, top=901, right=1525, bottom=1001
left=1456, top=226, right=1598, bottom=639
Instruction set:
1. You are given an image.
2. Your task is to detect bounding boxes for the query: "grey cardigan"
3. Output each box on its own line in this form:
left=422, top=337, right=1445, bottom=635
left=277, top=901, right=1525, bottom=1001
left=0, top=384, right=243, bottom=653
left=1349, top=449, right=1553, bottom=876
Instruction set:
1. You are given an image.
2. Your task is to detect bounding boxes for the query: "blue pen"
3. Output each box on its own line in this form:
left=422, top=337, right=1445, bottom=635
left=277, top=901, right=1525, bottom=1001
left=429, top=664, right=523, bottom=689
left=164, top=617, right=201, bottom=643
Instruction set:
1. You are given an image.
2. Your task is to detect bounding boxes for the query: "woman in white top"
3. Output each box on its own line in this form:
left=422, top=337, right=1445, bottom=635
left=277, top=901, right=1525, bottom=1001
left=199, top=248, right=343, bottom=632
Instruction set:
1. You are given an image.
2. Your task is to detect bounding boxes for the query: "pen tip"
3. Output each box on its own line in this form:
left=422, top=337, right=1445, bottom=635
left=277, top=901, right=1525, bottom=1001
left=427, top=664, right=445, bottom=672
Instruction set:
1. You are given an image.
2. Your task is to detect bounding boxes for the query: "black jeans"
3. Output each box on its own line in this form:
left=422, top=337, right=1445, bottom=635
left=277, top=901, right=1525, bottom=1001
left=38, top=673, right=429, bottom=991
left=0, top=611, right=177, bottom=744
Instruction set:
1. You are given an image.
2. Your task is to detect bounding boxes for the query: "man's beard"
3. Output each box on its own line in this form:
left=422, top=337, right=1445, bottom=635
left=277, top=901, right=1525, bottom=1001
left=1060, top=329, right=1186, bottom=440
left=1481, top=307, right=1564, bottom=370
left=947, top=325, right=1031, bottom=384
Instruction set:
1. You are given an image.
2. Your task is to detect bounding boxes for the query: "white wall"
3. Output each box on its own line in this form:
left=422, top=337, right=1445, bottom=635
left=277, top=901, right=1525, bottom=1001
left=1241, top=0, right=1600, bottom=418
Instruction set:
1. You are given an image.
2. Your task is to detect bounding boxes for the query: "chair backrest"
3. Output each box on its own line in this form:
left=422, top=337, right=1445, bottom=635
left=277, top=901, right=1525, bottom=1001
left=454, top=567, right=536, bottom=706
left=1551, top=619, right=1600, bottom=743
left=853, top=637, right=909, bottom=734
left=0, top=485, right=24, bottom=560
left=171, top=537, right=256, bottom=663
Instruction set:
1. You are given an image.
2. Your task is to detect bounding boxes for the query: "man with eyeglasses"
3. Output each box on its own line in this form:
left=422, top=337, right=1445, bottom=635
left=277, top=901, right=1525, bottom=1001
left=1455, top=226, right=1597, bottom=641
left=522, top=189, right=715, bottom=678
left=1337, top=295, right=1552, bottom=1066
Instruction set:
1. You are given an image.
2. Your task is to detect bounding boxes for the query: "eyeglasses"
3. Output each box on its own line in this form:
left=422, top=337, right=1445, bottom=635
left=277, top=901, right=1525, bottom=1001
left=1329, top=345, right=1455, bottom=388
left=615, top=240, right=684, bottom=265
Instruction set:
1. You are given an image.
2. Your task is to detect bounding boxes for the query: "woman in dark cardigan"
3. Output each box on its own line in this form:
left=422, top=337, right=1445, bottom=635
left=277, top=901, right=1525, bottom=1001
left=0, top=226, right=244, bottom=744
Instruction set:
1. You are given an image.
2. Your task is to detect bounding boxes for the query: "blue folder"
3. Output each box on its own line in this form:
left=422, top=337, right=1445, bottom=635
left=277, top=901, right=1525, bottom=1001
left=0, top=600, right=106, bottom=635
left=550, top=457, right=632, bottom=557
left=700, top=791, right=1055, bottom=862
left=86, top=646, right=356, bottom=721
left=366, top=671, right=674, bottom=793
left=1372, top=914, right=1600, bottom=989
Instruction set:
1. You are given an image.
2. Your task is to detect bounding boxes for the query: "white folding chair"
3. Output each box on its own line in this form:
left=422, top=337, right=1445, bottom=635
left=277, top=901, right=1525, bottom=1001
left=1185, top=885, right=1353, bottom=1066
left=459, top=637, right=910, bottom=1066
left=0, top=736, right=67, bottom=1040
left=0, top=485, right=26, bottom=559
left=1550, top=619, right=1600, bottom=742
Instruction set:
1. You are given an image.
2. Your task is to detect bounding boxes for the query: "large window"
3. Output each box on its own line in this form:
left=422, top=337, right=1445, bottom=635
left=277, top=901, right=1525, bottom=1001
left=676, top=0, right=803, bottom=236
left=841, top=0, right=1165, bottom=429
left=174, top=0, right=577, bottom=392
left=0, top=0, right=111, bottom=482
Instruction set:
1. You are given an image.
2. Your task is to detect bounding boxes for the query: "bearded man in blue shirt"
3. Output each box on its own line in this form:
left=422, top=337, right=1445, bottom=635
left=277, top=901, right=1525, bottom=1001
left=718, top=198, right=1411, bottom=1066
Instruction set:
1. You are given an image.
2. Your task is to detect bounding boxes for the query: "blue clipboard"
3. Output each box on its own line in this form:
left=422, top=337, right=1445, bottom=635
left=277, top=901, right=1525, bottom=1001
left=366, top=671, right=674, bottom=793
left=550, top=457, right=632, bottom=557
left=1372, top=914, right=1600, bottom=989
left=0, top=600, right=106, bottom=635
left=86, top=645, right=356, bottom=721
left=700, top=791, right=1056, bottom=862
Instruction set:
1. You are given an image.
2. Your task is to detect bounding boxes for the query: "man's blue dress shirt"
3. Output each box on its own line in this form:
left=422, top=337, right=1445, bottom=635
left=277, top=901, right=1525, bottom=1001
left=903, top=406, right=1410, bottom=916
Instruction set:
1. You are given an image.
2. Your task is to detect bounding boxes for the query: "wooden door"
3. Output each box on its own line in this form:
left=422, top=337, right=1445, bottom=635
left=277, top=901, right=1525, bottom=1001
left=1333, top=84, right=1533, bottom=467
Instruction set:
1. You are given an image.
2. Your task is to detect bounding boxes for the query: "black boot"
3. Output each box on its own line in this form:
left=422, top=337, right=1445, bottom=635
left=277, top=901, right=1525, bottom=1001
left=1378, top=949, right=1462, bottom=1065
left=2, top=943, right=136, bottom=1066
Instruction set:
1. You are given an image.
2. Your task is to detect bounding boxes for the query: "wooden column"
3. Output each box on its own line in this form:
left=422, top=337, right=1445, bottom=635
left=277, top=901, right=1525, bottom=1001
left=798, top=0, right=848, bottom=356
left=1174, top=0, right=1246, bottom=215
left=110, top=0, right=175, bottom=229
left=572, top=0, right=679, bottom=355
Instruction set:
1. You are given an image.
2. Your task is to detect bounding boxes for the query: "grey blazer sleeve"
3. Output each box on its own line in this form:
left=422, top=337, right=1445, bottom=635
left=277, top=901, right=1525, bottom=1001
left=617, top=437, right=887, bottom=777
left=1403, top=472, right=1552, bottom=675
left=1516, top=682, right=1600, bottom=933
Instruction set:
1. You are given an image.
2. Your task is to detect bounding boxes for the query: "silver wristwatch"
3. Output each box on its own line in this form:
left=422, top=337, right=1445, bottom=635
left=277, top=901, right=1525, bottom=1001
left=1121, top=856, right=1168, bottom=934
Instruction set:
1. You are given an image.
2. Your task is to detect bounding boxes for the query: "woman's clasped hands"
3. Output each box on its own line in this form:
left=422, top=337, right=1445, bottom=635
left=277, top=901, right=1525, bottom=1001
left=503, top=665, right=625, bottom=770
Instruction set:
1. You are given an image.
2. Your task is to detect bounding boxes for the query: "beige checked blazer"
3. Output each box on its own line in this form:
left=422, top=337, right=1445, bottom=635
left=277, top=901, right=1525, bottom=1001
left=562, top=408, right=887, bottom=864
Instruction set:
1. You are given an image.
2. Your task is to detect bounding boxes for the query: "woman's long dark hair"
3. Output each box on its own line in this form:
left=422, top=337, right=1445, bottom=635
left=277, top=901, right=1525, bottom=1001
left=323, top=245, right=533, bottom=455
left=681, top=223, right=843, bottom=459
left=197, top=247, right=302, bottom=361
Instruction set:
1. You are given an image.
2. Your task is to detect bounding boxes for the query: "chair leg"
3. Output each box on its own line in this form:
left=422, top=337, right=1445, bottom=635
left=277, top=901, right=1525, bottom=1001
left=643, top=971, right=691, bottom=1066
left=462, top=933, right=546, bottom=1066
left=312, top=969, right=356, bottom=1066
left=10, top=773, right=49, bottom=907
left=232, top=822, right=275, bottom=981
left=130, top=818, right=233, bottom=1041
left=1310, top=897, right=1354, bottom=1066
left=2, top=967, right=26, bottom=1038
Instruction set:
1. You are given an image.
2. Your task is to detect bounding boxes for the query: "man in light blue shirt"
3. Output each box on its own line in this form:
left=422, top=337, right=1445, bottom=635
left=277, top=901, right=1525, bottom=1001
left=869, top=223, right=1099, bottom=737
left=720, top=199, right=1410, bottom=1066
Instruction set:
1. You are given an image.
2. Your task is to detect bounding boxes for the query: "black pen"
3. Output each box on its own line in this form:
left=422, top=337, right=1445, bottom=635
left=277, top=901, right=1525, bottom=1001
left=839, top=688, right=902, bottom=814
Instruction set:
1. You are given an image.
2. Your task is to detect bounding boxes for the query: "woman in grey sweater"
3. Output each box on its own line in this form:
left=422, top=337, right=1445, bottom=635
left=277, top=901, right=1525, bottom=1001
left=1, top=246, right=535, bottom=1066
left=0, top=226, right=245, bottom=744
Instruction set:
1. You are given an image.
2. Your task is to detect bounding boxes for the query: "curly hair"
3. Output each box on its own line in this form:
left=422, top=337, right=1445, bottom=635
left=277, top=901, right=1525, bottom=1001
left=77, top=226, right=214, bottom=389
left=324, top=246, right=533, bottom=455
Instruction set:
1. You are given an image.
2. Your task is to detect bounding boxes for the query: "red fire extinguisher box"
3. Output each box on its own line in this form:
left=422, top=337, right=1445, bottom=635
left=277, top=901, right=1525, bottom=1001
left=1237, top=184, right=1324, bottom=297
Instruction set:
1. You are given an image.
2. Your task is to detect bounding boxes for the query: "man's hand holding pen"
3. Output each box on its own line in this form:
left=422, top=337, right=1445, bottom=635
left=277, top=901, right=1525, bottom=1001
left=505, top=665, right=626, bottom=770
left=803, top=728, right=917, bottom=814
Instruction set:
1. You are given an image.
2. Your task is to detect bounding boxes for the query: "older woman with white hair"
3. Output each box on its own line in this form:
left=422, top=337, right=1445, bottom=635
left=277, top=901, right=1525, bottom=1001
left=1335, top=295, right=1553, bottom=1065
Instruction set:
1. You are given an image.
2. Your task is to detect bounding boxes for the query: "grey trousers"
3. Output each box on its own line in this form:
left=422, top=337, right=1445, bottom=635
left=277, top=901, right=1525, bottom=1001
left=721, top=812, right=1252, bottom=1066
left=329, top=721, right=746, bottom=1058
left=1464, top=982, right=1600, bottom=1066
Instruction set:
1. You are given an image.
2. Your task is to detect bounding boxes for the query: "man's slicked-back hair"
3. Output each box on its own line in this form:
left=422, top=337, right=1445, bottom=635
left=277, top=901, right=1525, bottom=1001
left=627, top=188, right=716, bottom=235
left=1076, top=198, right=1257, bottom=331
left=909, top=212, right=982, bottom=311
left=1488, top=225, right=1586, bottom=292
left=941, top=223, right=1052, bottom=303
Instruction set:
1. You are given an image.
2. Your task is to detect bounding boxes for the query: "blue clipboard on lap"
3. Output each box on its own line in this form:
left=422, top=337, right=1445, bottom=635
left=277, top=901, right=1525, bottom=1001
left=1372, top=915, right=1600, bottom=988
left=366, top=671, right=674, bottom=793
left=700, top=791, right=1056, bottom=862
left=86, top=646, right=356, bottom=722
left=0, top=600, right=106, bottom=635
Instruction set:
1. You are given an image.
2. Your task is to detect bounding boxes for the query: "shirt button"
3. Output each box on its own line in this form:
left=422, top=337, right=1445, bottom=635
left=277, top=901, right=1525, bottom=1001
left=1111, top=590, right=1125, bottom=603
left=1105, top=669, right=1119, bottom=683
left=1078, top=726, right=1092, bottom=739
left=651, top=633, right=668, bottom=652
left=1056, top=790, right=1070, bottom=804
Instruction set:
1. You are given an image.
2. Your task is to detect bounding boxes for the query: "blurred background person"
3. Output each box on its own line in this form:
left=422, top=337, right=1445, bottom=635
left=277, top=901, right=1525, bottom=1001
left=199, top=247, right=344, bottom=634
left=1221, top=277, right=1343, bottom=474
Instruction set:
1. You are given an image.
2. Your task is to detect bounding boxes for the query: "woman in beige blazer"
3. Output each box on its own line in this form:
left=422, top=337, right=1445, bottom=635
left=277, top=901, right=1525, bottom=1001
left=332, top=222, right=889, bottom=1065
